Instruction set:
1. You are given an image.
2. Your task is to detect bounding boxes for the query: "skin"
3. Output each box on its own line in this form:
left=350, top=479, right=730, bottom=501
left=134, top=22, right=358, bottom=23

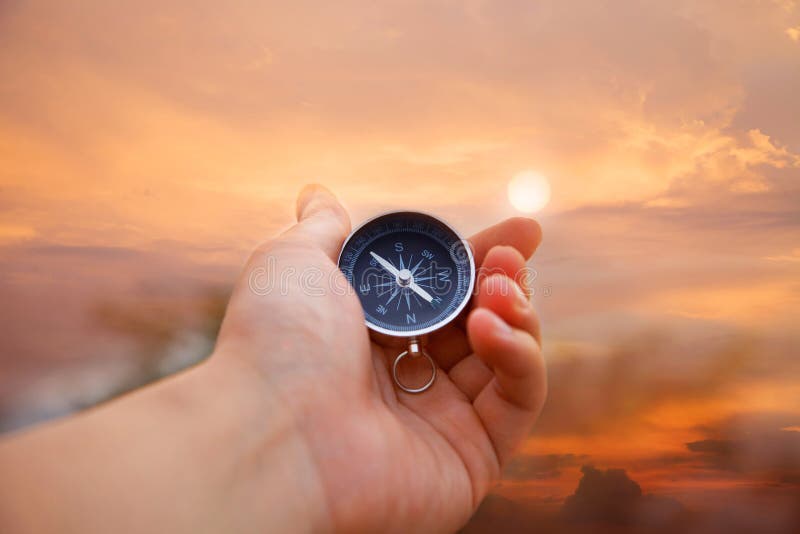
left=0, top=185, right=546, bottom=533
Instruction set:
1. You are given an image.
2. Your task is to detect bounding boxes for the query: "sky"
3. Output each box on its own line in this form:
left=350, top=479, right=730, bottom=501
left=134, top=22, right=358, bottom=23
left=1, top=0, right=799, bottom=532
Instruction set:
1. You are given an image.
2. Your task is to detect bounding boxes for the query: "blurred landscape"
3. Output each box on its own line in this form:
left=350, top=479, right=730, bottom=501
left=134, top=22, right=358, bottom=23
left=1, top=1, right=799, bottom=532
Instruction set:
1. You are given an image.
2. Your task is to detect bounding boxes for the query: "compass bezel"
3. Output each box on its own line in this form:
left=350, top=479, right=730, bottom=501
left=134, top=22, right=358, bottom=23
left=337, top=210, right=476, bottom=338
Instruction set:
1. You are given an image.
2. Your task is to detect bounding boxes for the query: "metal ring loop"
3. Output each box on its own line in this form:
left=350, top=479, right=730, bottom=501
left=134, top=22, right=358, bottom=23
left=392, top=349, right=437, bottom=394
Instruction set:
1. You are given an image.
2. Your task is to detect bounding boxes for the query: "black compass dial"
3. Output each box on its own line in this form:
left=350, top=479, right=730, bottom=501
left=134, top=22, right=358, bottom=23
left=338, top=211, right=475, bottom=337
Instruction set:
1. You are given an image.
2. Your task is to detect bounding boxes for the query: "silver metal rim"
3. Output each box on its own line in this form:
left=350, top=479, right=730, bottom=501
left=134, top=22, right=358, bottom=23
left=392, top=349, right=437, bottom=394
left=337, top=209, right=476, bottom=339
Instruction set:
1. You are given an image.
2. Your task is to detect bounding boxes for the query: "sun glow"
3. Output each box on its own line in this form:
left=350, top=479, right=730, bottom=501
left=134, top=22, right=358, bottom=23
left=507, top=170, right=551, bottom=213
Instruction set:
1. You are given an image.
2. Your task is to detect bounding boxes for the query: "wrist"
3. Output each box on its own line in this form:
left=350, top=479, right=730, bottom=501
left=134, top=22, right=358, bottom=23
left=180, top=353, right=333, bottom=533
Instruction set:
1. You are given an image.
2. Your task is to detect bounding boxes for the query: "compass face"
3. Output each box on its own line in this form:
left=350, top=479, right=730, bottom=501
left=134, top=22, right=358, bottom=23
left=338, top=211, right=475, bottom=337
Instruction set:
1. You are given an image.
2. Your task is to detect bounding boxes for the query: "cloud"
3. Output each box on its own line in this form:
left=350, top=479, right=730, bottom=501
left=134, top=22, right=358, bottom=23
left=562, top=466, right=642, bottom=523
left=24, top=244, right=144, bottom=260
left=0, top=238, right=235, bottom=430
left=533, top=165, right=800, bottom=343
left=532, top=330, right=800, bottom=438
left=686, top=439, right=738, bottom=456
left=467, top=466, right=688, bottom=532
left=561, top=465, right=687, bottom=528
left=464, top=464, right=800, bottom=534
left=2, top=0, right=798, bottom=219
left=777, top=473, right=800, bottom=487
left=0, top=224, right=37, bottom=244
left=460, top=494, right=560, bottom=534
left=685, top=412, right=800, bottom=479
left=504, top=453, right=589, bottom=480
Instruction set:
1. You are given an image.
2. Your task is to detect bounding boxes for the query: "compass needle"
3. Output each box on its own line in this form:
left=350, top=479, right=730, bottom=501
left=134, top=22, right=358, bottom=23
left=370, top=251, right=400, bottom=277
left=409, top=282, right=434, bottom=303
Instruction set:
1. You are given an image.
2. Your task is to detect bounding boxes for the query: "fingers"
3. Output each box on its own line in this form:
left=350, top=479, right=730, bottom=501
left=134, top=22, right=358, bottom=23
left=427, top=244, right=539, bottom=371
left=425, top=324, right=470, bottom=371
left=447, top=354, right=492, bottom=401
left=454, top=221, right=540, bottom=332
left=463, top=260, right=545, bottom=465
left=478, top=245, right=535, bottom=296
left=471, top=268, right=542, bottom=404
left=474, top=271, right=540, bottom=344
left=468, top=306, right=546, bottom=465
left=468, top=306, right=542, bottom=407
left=279, top=184, right=351, bottom=261
left=448, top=257, right=540, bottom=401
left=468, top=217, right=542, bottom=266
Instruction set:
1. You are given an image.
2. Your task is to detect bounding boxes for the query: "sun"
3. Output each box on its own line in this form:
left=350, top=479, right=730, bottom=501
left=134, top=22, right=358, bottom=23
left=507, top=170, right=551, bottom=213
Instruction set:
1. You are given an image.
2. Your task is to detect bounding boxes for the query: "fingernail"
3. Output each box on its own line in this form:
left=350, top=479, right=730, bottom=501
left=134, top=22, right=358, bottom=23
left=297, top=184, right=330, bottom=220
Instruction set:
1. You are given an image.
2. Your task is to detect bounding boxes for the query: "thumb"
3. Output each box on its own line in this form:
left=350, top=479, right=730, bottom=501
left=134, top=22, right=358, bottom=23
left=281, top=184, right=351, bottom=261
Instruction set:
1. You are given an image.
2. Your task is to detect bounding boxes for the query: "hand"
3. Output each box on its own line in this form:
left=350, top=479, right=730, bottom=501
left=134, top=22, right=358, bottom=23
left=216, top=185, right=546, bottom=532
left=0, top=184, right=545, bottom=534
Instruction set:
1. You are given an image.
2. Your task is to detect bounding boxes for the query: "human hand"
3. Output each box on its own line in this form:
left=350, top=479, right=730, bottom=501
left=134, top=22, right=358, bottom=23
left=214, top=185, right=546, bottom=532
left=0, top=184, right=544, bottom=534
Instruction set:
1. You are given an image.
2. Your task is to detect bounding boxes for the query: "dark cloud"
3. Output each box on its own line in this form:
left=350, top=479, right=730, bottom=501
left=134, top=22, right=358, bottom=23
left=0, top=284, right=226, bottom=432
left=562, top=466, right=686, bottom=529
left=459, top=494, right=559, bottom=534
left=504, top=453, right=589, bottom=480
left=623, top=412, right=800, bottom=488
left=463, top=467, right=689, bottom=533
left=463, top=465, right=800, bottom=534
left=532, top=331, right=800, bottom=438
left=0, top=239, right=234, bottom=431
left=686, top=439, right=739, bottom=456
left=562, top=466, right=642, bottom=524
left=685, top=413, right=800, bottom=480
left=776, top=473, right=800, bottom=487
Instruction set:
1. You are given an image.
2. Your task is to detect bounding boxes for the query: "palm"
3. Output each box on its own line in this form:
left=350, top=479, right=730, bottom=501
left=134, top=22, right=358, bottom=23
left=356, top=337, right=497, bottom=532
left=217, top=186, right=545, bottom=533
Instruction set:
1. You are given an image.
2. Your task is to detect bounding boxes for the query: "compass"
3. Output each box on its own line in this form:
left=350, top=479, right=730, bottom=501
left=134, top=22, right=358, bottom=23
left=338, top=211, right=476, bottom=393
